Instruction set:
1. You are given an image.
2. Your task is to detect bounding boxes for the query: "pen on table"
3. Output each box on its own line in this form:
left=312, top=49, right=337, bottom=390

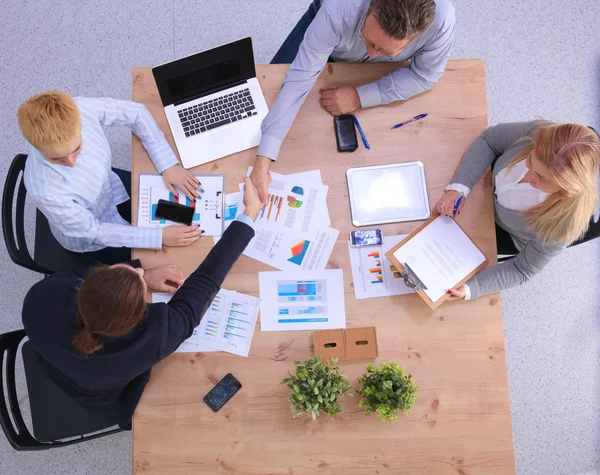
left=391, top=113, right=428, bottom=129
left=453, top=193, right=464, bottom=217
left=353, top=115, right=370, bottom=149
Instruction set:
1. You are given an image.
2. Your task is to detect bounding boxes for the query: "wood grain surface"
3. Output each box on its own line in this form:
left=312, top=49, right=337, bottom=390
left=131, top=61, right=515, bottom=475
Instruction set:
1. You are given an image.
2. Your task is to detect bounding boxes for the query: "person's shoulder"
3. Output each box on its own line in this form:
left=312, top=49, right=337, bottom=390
left=23, top=148, right=51, bottom=197
left=433, top=0, right=456, bottom=20
left=430, top=0, right=456, bottom=30
left=22, top=274, right=79, bottom=332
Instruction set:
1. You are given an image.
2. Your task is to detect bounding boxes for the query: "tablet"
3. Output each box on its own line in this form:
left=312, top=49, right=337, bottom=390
left=346, top=162, right=430, bottom=227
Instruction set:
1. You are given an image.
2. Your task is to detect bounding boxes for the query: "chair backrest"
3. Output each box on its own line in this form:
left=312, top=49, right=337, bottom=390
left=0, top=329, right=122, bottom=451
left=0, top=329, right=46, bottom=450
left=2, top=154, right=51, bottom=274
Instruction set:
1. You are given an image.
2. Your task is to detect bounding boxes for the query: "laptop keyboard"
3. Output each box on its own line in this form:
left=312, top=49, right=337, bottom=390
left=178, top=88, right=257, bottom=137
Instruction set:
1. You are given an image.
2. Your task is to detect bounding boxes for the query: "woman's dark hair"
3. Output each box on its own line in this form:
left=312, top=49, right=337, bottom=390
left=73, top=265, right=147, bottom=355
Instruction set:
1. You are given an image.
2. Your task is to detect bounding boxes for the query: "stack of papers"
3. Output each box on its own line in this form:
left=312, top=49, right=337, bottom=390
left=153, top=289, right=260, bottom=356
left=348, top=235, right=415, bottom=300
left=217, top=169, right=340, bottom=271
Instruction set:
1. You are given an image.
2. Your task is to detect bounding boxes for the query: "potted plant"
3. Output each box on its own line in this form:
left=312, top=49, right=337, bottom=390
left=281, top=355, right=352, bottom=420
left=357, top=361, right=417, bottom=423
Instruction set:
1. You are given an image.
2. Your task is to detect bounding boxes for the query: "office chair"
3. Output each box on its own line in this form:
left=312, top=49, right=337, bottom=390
left=0, top=329, right=123, bottom=451
left=2, top=154, right=87, bottom=274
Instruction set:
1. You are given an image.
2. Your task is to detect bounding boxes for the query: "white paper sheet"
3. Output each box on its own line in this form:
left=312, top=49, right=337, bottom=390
left=348, top=234, right=415, bottom=299
left=392, top=216, right=486, bottom=302
left=138, top=173, right=224, bottom=236
left=213, top=192, right=241, bottom=244
left=258, top=270, right=346, bottom=331
left=244, top=225, right=339, bottom=271
left=238, top=178, right=330, bottom=237
left=153, top=289, right=260, bottom=356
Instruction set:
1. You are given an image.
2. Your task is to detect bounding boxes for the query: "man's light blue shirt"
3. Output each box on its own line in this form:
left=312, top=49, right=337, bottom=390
left=258, top=0, right=455, bottom=161
left=24, top=97, right=179, bottom=252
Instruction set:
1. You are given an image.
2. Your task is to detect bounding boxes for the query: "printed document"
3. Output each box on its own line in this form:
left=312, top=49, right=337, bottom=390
left=153, top=289, right=260, bottom=356
left=258, top=269, right=346, bottom=331
left=392, top=216, right=486, bottom=302
left=138, top=173, right=224, bottom=236
left=348, top=234, right=415, bottom=299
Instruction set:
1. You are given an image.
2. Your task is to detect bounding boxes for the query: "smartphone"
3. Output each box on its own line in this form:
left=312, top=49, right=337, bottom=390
left=350, top=229, right=383, bottom=247
left=203, top=373, right=242, bottom=412
left=154, top=199, right=195, bottom=225
left=334, top=115, right=358, bottom=152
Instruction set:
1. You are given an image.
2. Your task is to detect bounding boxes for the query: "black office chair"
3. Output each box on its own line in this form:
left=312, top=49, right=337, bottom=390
left=0, top=329, right=123, bottom=451
left=2, top=154, right=88, bottom=274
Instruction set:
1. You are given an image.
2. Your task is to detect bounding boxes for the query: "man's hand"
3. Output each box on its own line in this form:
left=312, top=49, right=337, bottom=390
left=319, top=85, right=361, bottom=116
left=249, top=156, right=272, bottom=205
left=144, top=264, right=185, bottom=292
left=447, top=287, right=466, bottom=300
left=242, top=177, right=265, bottom=221
left=162, top=164, right=202, bottom=202
left=162, top=224, right=203, bottom=247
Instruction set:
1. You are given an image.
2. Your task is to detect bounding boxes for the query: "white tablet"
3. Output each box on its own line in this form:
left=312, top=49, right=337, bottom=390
left=346, top=162, right=430, bottom=227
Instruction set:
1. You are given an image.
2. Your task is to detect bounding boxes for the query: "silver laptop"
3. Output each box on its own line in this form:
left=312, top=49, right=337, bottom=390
left=152, top=37, right=268, bottom=169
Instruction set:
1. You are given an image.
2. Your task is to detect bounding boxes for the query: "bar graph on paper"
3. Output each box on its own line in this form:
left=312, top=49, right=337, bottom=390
left=276, top=279, right=329, bottom=323
left=191, top=290, right=260, bottom=357
left=348, top=235, right=415, bottom=299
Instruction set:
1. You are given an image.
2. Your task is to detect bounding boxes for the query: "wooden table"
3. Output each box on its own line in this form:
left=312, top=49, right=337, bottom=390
left=131, top=61, right=515, bottom=475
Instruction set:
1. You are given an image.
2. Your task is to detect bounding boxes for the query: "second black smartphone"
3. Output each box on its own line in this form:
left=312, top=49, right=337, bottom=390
left=203, top=373, right=242, bottom=412
left=334, top=114, right=358, bottom=152
left=154, top=199, right=195, bottom=225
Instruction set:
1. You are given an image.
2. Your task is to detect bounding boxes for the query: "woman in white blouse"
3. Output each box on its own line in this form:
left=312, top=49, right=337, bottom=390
left=436, top=121, right=600, bottom=300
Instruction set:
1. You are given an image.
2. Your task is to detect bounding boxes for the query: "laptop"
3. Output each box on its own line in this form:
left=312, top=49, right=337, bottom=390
left=152, top=37, right=269, bottom=169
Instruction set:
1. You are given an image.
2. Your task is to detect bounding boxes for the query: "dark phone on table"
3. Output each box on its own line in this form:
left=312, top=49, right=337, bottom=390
left=203, top=373, right=242, bottom=412
left=350, top=229, right=383, bottom=247
left=154, top=199, right=195, bottom=225
left=334, top=115, right=358, bottom=152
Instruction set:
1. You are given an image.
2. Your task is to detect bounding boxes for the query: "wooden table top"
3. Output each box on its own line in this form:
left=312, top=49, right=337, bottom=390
left=131, top=61, right=515, bottom=475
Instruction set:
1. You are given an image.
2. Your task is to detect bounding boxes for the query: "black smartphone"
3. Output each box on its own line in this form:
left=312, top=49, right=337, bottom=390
left=334, top=115, right=358, bottom=152
left=203, top=373, right=242, bottom=412
left=154, top=199, right=195, bottom=225
left=350, top=229, right=383, bottom=247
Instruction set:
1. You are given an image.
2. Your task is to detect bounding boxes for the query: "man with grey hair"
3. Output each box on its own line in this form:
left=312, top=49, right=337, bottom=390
left=250, top=0, right=455, bottom=203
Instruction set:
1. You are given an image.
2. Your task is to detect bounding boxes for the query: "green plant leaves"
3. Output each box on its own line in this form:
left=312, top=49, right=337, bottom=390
left=281, top=355, right=352, bottom=420
left=356, top=360, right=418, bottom=424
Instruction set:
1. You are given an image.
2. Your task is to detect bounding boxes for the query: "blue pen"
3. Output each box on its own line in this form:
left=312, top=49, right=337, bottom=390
left=391, top=113, right=428, bottom=129
left=353, top=115, right=370, bottom=150
left=453, top=193, right=464, bottom=217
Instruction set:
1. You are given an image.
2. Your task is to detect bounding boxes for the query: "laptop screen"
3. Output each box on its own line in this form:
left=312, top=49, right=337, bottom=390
left=167, top=59, right=243, bottom=104
left=152, top=37, right=256, bottom=107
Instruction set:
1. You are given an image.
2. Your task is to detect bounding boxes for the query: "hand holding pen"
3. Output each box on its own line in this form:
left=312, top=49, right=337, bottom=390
left=436, top=190, right=465, bottom=218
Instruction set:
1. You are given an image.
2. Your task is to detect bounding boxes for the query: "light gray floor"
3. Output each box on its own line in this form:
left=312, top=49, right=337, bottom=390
left=0, top=0, right=599, bottom=473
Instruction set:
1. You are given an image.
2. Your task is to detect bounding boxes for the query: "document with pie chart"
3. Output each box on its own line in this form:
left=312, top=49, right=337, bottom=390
left=237, top=169, right=339, bottom=271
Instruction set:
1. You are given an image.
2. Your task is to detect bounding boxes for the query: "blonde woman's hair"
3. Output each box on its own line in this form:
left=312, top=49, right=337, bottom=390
left=510, top=123, right=600, bottom=244
left=17, top=91, right=81, bottom=151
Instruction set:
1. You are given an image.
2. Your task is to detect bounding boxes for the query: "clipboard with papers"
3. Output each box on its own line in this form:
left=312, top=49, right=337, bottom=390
left=385, top=215, right=489, bottom=310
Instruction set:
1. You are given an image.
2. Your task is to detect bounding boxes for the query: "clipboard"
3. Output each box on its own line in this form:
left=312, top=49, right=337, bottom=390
left=137, top=173, right=225, bottom=236
left=385, top=214, right=488, bottom=310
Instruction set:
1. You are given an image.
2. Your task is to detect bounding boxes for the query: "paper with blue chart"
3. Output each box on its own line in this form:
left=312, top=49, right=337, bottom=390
left=152, top=289, right=260, bottom=356
left=347, top=234, right=415, bottom=299
left=258, top=269, right=345, bottom=331
left=235, top=169, right=339, bottom=271
left=137, top=173, right=225, bottom=236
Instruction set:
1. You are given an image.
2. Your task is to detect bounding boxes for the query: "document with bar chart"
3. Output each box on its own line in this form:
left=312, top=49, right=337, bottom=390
left=137, top=173, right=225, bottom=236
left=153, top=289, right=260, bottom=356
left=348, top=234, right=415, bottom=299
left=258, top=269, right=346, bottom=331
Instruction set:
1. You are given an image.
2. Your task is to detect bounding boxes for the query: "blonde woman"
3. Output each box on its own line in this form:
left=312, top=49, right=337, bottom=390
left=436, top=121, right=600, bottom=300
